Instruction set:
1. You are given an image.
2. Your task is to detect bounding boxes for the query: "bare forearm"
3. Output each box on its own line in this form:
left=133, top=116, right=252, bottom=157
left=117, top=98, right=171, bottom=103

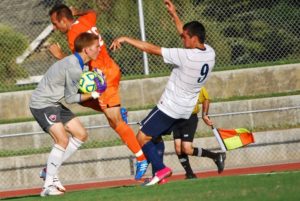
left=71, top=8, right=97, bottom=17
left=80, top=93, right=94, bottom=102
left=172, top=12, right=183, bottom=35
left=111, top=37, right=162, bottom=55
left=202, top=99, right=210, bottom=116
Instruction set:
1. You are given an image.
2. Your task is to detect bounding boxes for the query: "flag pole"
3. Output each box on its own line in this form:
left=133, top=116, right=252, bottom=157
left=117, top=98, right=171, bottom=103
left=211, top=126, right=227, bottom=152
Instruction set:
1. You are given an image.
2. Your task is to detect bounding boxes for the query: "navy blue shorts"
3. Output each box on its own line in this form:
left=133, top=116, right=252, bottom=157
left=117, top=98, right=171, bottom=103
left=140, top=106, right=183, bottom=140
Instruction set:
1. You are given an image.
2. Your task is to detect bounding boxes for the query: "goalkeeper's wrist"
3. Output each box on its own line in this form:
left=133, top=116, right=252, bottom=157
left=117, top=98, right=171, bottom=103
left=91, top=91, right=100, bottom=99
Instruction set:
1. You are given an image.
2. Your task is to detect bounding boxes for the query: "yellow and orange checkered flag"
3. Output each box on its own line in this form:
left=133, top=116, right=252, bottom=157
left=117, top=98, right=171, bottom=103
left=212, top=127, right=255, bottom=152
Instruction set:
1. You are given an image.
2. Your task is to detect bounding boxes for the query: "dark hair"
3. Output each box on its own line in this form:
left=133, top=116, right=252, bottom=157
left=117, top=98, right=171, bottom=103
left=49, top=4, right=73, bottom=21
left=183, top=21, right=206, bottom=43
left=74, top=32, right=99, bottom=52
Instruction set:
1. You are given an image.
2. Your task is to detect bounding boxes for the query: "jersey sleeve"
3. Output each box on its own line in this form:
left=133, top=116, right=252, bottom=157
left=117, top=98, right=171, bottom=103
left=161, top=48, right=187, bottom=68
left=64, top=68, right=81, bottom=104
left=198, top=87, right=210, bottom=104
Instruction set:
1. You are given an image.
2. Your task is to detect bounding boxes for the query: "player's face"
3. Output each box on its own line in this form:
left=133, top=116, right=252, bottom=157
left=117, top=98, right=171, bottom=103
left=50, top=13, right=69, bottom=33
left=181, top=30, right=195, bottom=48
left=85, top=40, right=100, bottom=60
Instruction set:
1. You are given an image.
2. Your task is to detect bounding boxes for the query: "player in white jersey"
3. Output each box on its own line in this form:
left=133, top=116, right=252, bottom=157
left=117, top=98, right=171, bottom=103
left=30, top=32, right=101, bottom=196
left=110, top=3, right=215, bottom=185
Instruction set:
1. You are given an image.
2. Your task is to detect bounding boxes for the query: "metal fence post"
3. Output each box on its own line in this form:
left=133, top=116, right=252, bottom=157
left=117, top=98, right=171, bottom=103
left=137, top=0, right=149, bottom=75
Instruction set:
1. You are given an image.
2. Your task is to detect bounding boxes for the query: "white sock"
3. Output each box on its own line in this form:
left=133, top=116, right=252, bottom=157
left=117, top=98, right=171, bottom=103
left=62, top=137, right=83, bottom=163
left=44, top=144, right=65, bottom=188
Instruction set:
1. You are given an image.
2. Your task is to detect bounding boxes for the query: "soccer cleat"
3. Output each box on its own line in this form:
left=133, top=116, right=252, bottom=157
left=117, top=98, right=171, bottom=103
left=39, top=168, right=66, bottom=192
left=53, top=176, right=66, bottom=192
left=135, top=159, right=149, bottom=180
left=214, top=152, right=226, bottom=173
left=40, top=185, right=64, bottom=197
left=158, top=178, right=168, bottom=185
left=185, top=173, right=197, bottom=179
left=144, top=167, right=172, bottom=186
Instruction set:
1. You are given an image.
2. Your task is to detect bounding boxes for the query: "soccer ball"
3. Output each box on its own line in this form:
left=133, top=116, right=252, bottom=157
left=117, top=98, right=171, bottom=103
left=78, top=71, right=98, bottom=93
left=78, top=71, right=107, bottom=93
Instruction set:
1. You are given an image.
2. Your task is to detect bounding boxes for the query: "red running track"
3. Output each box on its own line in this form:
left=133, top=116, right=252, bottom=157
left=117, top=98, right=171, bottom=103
left=1, top=162, right=299, bottom=199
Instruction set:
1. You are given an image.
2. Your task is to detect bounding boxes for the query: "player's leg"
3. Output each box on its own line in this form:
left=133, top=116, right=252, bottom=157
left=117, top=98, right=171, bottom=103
left=181, top=114, right=226, bottom=173
left=30, top=106, right=68, bottom=196
left=103, top=106, right=148, bottom=180
left=41, top=123, right=68, bottom=196
left=173, top=116, right=197, bottom=179
left=138, top=107, right=175, bottom=185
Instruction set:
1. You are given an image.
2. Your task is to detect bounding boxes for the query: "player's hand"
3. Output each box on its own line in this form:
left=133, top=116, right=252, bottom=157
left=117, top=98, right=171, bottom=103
left=202, top=115, right=213, bottom=126
left=48, top=43, right=65, bottom=59
left=110, top=37, right=126, bottom=51
left=91, top=91, right=100, bottom=99
left=93, top=69, right=107, bottom=93
left=164, top=0, right=176, bottom=16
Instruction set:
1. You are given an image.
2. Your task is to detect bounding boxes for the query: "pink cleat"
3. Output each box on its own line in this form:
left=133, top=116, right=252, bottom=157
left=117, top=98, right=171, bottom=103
left=144, top=167, right=172, bottom=186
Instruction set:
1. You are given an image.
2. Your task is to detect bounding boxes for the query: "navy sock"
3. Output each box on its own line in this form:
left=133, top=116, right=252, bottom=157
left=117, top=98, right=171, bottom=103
left=142, top=141, right=165, bottom=172
left=152, top=140, right=165, bottom=176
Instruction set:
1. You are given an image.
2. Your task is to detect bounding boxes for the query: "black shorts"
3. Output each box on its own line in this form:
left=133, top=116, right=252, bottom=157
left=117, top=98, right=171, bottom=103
left=172, top=113, right=198, bottom=142
left=140, top=106, right=183, bottom=140
left=30, top=104, right=75, bottom=133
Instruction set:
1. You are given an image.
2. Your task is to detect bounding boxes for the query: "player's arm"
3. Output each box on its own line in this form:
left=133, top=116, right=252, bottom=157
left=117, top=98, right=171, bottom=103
left=164, top=0, right=183, bottom=35
left=202, top=99, right=213, bottom=126
left=110, top=36, right=162, bottom=56
left=200, top=88, right=213, bottom=126
left=64, top=70, right=99, bottom=104
left=49, top=43, right=67, bottom=60
left=70, top=7, right=98, bottom=17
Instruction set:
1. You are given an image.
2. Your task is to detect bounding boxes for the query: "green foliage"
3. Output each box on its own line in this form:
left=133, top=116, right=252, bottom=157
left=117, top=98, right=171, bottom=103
left=0, top=24, right=28, bottom=89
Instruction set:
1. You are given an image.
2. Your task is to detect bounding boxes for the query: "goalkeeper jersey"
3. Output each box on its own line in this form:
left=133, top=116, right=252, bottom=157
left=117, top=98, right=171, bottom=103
left=159, top=46, right=215, bottom=119
left=29, top=54, right=83, bottom=109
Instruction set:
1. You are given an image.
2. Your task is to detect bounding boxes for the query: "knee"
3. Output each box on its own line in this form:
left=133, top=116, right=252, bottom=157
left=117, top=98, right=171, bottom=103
left=137, top=131, right=151, bottom=147
left=181, top=145, right=192, bottom=155
left=77, top=131, right=88, bottom=142
left=175, top=145, right=182, bottom=155
left=56, top=136, right=69, bottom=149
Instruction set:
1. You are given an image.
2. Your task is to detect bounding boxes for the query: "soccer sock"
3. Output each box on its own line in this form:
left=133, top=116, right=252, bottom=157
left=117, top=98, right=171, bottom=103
left=193, top=147, right=218, bottom=159
left=152, top=140, right=165, bottom=176
left=44, top=144, right=65, bottom=188
left=62, top=137, right=83, bottom=163
left=142, top=141, right=165, bottom=172
left=177, top=154, right=194, bottom=175
left=115, top=122, right=146, bottom=161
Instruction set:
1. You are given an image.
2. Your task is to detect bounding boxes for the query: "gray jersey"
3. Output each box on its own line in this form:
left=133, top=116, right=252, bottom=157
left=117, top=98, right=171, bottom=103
left=30, top=54, right=83, bottom=109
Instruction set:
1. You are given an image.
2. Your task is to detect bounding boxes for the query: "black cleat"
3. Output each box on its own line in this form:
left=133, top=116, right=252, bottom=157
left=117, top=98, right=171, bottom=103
left=185, top=173, right=197, bottom=179
left=214, top=152, right=226, bottom=173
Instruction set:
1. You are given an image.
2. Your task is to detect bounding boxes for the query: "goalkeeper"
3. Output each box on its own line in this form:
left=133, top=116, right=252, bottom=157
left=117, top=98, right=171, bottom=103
left=29, top=32, right=101, bottom=196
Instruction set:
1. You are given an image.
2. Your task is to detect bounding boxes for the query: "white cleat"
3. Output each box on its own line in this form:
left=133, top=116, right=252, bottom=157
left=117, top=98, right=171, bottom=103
left=53, top=176, right=66, bottom=192
left=39, top=168, right=66, bottom=192
left=40, top=185, right=64, bottom=197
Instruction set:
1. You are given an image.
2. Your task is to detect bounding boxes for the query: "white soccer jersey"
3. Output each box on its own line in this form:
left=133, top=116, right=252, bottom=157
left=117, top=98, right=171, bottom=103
left=158, top=45, right=215, bottom=119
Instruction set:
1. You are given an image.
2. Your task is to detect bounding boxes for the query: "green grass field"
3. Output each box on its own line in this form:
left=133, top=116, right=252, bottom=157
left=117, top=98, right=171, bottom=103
left=4, top=171, right=300, bottom=201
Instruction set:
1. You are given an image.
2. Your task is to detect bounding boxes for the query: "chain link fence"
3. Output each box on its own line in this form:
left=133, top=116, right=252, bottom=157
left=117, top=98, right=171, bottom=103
left=1, top=106, right=300, bottom=190
left=0, top=0, right=299, bottom=91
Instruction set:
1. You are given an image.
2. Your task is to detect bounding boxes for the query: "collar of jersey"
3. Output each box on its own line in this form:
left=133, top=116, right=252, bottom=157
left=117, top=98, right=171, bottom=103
left=74, top=52, right=84, bottom=71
